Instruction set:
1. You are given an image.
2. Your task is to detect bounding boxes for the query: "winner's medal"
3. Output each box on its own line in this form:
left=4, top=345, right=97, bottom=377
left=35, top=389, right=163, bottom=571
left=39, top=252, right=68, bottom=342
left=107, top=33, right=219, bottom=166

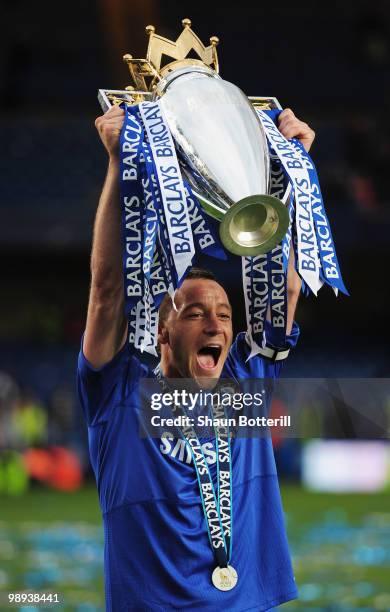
left=212, top=565, right=238, bottom=591
left=154, top=368, right=237, bottom=590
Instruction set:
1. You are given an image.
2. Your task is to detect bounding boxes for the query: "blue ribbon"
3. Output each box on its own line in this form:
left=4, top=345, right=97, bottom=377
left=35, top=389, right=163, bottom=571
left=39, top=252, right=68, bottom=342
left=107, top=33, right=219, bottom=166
left=119, top=105, right=144, bottom=318
left=263, top=109, right=348, bottom=296
left=282, top=190, right=295, bottom=271
left=266, top=245, right=287, bottom=347
left=184, top=182, right=227, bottom=261
left=139, top=140, right=159, bottom=284
left=149, top=248, right=170, bottom=309
left=290, top=138, right=348, bottom=295
left=246, top=254, right=269, bottom=353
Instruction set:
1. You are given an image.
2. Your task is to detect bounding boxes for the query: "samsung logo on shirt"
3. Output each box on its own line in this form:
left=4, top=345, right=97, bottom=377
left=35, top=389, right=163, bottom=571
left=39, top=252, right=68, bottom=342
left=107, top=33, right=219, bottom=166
left=160, top=432, right=216, bottom=465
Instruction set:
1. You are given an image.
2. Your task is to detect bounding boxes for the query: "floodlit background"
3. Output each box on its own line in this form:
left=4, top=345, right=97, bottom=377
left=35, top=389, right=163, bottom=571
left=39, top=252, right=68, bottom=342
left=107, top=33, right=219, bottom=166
left=1, top=0, right=390, bottom=610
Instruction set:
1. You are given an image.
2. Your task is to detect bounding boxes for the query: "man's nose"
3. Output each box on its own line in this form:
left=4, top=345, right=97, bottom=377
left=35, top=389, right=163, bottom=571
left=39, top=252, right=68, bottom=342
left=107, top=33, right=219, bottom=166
left=203, top=313, right=223, bottom=335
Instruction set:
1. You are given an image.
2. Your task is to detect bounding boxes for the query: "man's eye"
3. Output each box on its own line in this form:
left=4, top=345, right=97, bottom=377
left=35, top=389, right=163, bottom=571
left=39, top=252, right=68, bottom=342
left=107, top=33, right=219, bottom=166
left=219, top=313, right=231, bottom=320
left=187, top=312, right=203, bottom=318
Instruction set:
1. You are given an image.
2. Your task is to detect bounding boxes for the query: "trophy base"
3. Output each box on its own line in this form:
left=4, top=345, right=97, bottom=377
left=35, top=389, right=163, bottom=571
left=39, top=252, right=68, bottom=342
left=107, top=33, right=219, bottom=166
left=219, top=195, right=289, bottom=256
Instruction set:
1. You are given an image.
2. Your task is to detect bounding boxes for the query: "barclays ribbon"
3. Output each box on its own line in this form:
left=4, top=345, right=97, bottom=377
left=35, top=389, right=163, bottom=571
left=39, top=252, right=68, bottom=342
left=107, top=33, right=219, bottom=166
left=267, top=148, right=288, bottom=346
left=288, top=138, right=348, bottom=296
left=281, top=189, right=295, bottom=272
left=134, top=291, right=159, bottom=356
left=137, top=139, right=161, bottom=354
left=243, top=255, right=269, bottom=360
left=268, top=141, right=293, bottom=272
left=184, top=183, right=227, bottom=261
left=242, top=135, right=289, bottom=355
left=139, top=140, right=159, bottom=284
left=149, top=249, right=170, bottom=309
left=120, top=105, right=165, bottom=354
left=256, top=109, right=322, bottom=296
left=139, top=101, right=195, bottom=285
left=260, top=109, right=348, bottom=301
left=119, top=100, right=346, bottom=358
left=157, top=206, right=176, bottom=297
left=119, top=106, right=146, bottom=353
left=266, top=245, right=287, bottom=348
left=154, top=366, right=233, bottom=573
left=119, top=106, right=144, bottom=318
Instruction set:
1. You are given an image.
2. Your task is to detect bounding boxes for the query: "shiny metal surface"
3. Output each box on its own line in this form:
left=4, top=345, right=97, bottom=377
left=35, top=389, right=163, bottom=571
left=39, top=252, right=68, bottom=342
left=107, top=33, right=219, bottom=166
left=219, top=194, right=288, bottom=256
left=158, top=69, right=270, bottom=214
left=230, top=201, right=277, bottom=248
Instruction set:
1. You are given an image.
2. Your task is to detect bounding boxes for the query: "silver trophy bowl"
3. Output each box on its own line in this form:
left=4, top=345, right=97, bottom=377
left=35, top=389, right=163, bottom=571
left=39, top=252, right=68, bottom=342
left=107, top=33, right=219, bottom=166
left=154, top=66, right=289, bottom=256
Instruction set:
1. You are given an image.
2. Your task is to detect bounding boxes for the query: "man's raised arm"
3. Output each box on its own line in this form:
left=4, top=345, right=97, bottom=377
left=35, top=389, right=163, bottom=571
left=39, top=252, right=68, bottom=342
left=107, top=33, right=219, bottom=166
left=83, top=105, right=127, bottom=369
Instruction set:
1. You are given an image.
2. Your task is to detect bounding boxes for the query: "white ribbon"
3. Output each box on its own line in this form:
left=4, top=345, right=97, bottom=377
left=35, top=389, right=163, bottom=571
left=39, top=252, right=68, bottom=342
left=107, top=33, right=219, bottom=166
left=139, top=101, right=195, bottom=283
left=256, top=110, right=322, bottom=296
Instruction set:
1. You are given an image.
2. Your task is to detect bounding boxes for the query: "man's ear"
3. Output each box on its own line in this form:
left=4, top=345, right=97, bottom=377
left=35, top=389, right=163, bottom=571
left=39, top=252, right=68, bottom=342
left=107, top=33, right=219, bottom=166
left=158, top=325, right=169, bottom=345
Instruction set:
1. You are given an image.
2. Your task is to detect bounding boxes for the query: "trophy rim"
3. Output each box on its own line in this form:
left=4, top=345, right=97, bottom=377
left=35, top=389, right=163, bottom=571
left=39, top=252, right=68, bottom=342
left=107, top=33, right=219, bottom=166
left=218, top=195, right=289, bottom=256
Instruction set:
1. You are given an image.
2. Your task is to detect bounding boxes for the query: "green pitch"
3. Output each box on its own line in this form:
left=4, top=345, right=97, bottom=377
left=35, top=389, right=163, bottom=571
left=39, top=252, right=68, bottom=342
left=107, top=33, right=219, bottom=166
left=0, top=485, right=389, bottom=611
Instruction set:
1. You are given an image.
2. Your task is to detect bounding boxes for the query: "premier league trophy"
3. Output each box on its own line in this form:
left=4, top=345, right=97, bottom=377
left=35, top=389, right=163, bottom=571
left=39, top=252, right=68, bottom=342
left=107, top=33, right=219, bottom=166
left=99, top=18, right=289, bottom=256
left=98, top=18, right=347, bottom=357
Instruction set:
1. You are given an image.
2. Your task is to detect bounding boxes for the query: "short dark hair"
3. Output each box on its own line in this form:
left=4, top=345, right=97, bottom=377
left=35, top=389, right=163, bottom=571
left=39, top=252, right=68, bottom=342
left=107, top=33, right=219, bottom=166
left=158, top=267, right=218, bottom=326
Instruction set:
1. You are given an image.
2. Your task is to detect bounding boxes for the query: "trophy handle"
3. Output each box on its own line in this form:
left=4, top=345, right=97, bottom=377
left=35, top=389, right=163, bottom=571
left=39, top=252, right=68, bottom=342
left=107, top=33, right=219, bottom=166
left=248, top=96, right=282, bottom=110
left=97, top=88, right=153, bottom=112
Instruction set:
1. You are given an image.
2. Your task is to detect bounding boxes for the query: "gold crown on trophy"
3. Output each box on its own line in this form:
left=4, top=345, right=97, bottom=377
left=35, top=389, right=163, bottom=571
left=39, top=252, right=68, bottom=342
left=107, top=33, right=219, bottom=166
left=123, top=18, right=219, bottom=92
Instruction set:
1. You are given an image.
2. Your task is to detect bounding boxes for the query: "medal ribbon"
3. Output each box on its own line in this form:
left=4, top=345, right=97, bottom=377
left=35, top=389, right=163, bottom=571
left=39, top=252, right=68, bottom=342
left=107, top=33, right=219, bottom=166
left=154, top=367, right=233, bottom=568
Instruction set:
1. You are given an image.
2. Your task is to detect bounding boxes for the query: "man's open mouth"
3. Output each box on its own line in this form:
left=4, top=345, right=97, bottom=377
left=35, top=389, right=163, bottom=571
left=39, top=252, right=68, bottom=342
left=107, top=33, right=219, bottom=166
left=196, top=345, right=222, bottom=370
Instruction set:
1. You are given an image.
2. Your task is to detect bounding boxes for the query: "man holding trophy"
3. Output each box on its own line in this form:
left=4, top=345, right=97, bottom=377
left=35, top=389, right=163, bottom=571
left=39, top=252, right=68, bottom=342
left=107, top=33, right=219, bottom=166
left=78, top=19, right=344, bottom=611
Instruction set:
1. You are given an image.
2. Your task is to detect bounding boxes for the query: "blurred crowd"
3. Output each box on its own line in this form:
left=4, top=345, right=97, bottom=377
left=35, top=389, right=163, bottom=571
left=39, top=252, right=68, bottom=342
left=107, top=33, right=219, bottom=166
left=0, top=370, right=85, bottom=494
